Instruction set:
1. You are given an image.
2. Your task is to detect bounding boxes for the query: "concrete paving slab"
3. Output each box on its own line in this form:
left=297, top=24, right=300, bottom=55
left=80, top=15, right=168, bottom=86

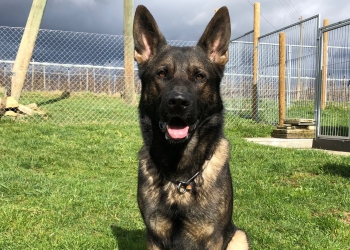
left=245, top=138, right=350, bottom=156
left=245, top=138, right=313, bottom=148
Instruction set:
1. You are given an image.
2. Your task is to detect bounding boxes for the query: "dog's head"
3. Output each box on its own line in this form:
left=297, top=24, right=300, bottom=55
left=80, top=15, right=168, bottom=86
left=133, top=5, right=231, bottom=144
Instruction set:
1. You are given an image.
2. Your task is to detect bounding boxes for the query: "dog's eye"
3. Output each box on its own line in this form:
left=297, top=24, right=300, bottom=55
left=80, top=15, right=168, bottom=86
left=196, top=73, right=205, bottom=81
left=158, top=70, right=166, bottom=78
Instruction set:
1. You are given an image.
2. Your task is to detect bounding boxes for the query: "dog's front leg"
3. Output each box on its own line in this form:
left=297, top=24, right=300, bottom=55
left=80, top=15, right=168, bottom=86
left=147, top=241, right=163, bottom=250
left=226, top=230, right=249, bottom=250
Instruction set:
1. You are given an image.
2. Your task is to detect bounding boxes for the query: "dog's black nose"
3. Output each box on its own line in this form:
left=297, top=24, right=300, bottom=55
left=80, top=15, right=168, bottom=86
left=168, top=92, right=190, bottom=112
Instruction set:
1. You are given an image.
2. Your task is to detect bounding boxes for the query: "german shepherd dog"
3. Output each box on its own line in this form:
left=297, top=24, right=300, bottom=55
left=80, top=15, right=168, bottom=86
left=133, top=5, right=249, bottom=250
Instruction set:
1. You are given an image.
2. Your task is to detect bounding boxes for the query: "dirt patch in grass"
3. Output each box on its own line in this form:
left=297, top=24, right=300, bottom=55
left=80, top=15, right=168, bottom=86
left=279, top=172, right=318, bottom=187
left=343, top=212, right=350, bottom=225
left=290, top=172, right=319, bottom=179
left=312, top=210, right=350, bottom=226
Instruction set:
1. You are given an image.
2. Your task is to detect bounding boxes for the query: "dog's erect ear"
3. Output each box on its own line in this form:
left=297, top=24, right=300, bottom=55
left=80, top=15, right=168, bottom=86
left=197, top=7, right=231, bottom=66
left=133, top=5, right=167, bottom=64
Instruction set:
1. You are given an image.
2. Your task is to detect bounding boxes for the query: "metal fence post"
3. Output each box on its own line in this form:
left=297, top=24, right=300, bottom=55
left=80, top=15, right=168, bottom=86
left=31, top=58, right=35, bottom=92
left=68, top=68, right=70, bottom=91
left=314, top=27, right=324, bottom=138
left=108, top=61, right=111, bottom=95
left=43, top=65, right=46, bottom=90
left=297, top=16, right=303, bottom=101
left=287, top=45, right=292, bottom=108
left=321, top=19, right=329, bottom=110
left=86, top=68, right=89, bottom=92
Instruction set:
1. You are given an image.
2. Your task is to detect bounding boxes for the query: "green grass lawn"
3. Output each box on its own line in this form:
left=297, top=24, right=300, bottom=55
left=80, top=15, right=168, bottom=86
left=11, top=91, right=139, bottom=125
left=1, top=98, right=350, bottom=249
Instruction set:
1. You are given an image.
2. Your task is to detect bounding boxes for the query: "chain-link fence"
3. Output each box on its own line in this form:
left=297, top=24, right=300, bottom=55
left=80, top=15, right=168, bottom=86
left=1, top=17, right=349, bottom=126
left=221, top=15, right=320, bottom=125
left=0, top=27, right=196, bottom=125
left=256, top=15, right=319, bottom=124
left=0, top=26, right=128, bottom=66
left=223, top=31, right=254, bottom=124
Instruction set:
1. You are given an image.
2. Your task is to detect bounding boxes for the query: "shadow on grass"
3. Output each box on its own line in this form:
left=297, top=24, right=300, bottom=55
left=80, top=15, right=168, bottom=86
left=322, top=163, right=350, bottom=178
left=37, top=90, right=70, bottom=106
left=110, top=224, right=146, bottom=250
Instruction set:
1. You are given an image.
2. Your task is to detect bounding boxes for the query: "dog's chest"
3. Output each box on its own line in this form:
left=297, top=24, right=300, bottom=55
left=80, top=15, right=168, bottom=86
left=147, top=193, right=217, bottom=242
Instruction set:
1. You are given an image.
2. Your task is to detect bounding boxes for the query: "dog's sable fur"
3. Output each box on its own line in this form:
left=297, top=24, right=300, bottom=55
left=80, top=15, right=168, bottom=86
left=134, top=5, right=249, bottom=250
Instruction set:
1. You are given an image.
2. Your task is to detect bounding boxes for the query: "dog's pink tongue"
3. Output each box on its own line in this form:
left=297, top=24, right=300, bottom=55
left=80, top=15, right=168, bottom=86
left=167, top=125, right=189, bottom=139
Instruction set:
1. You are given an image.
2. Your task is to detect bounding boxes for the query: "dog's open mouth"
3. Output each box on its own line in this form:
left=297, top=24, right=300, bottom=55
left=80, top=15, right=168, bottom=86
left=167, top=117, right=189, bottom=139
left=159, top=117, right=198, bottom=141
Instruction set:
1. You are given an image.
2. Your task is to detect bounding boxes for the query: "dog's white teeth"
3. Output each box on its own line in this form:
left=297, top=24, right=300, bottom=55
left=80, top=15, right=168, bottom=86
left=165, top=134, right=170, bottom=140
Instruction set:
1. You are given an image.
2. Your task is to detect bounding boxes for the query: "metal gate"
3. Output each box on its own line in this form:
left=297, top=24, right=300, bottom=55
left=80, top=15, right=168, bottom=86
left=314, top=18, right=350, bottom=151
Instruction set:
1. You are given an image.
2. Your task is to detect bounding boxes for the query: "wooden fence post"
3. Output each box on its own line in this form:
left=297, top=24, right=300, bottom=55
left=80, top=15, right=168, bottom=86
left=124, top=0, right=136, bottom=104
left=252, top=2, right=260, bottom=121
left=11, top=0, right=47, bottom=101
left=279, top=32, right=286, bottom=126
left=321, top=19, right=329, bottom=110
